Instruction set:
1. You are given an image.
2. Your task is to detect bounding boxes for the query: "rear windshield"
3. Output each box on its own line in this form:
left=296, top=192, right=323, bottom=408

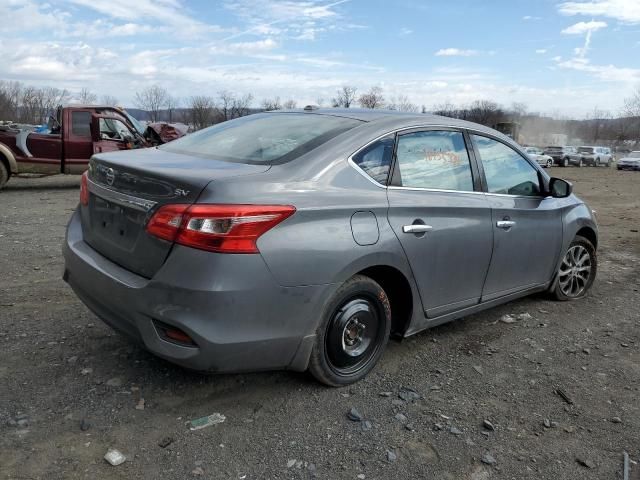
left=160, top=113, right=362, bottom=164
left=545, top=146, right=562, bottom=151
left=578, top=147, right=594, bottom=153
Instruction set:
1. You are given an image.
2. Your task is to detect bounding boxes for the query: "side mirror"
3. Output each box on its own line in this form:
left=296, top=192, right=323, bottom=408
left=549, top=177, right=572, bottom=198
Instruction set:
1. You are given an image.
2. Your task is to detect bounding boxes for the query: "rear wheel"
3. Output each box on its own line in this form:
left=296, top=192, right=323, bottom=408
left=578, top=159, right=583, bottom=168
left=308, top=275, right=391, bottom=386
left=562, top=157, right=569, bottom=167
left=553, top=235, right=597, bottom=301
left=546, top=159, right=553, bottom=168
left=0, top=160, right=9, bottom=191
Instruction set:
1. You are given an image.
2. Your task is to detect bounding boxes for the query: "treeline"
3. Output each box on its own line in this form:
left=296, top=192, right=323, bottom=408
left=2, top=80, right=640, bottom=145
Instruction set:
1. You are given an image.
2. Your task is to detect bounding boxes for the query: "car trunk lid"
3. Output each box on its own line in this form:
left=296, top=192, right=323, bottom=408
left=81, top=147, right=270, bottom=278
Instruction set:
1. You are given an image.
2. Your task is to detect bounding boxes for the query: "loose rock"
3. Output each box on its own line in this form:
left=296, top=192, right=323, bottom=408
left=483, top=419, right=495, bottom=431
left=481, top=453, right=496, bottom=465
left=347, top=407, right=363, bottom=422
left=104, top=449, right=126, bottom=466
left=158, top=437, right=174, bottom=448
left=449, top=426, right=463, bottom=435
left=398, top=387, right=420, bottom=402
left=576, top=457, right=596, bottom=469
left=386, top=449, right=397, bottom=463
left=611, top=416, right=622, bottom=424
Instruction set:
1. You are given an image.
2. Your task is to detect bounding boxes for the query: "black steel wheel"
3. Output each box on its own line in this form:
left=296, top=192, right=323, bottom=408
left=308, top=275, right=391, bottom=386
left=553, top=235, right=597, bottom=300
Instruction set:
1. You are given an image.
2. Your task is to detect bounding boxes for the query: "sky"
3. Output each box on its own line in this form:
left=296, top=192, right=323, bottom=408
left=1, top=0, right=639, bottom=117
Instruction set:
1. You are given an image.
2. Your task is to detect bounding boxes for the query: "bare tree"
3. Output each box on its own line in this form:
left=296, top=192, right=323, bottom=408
left=387, top=94, right=418, bottom=112
left=134, top=85, right=169, bottom=122
left=623, top=86, right=640, bottom=142
left=466, top=100, right=503, bottom=126
left=0, top=80, right=22, bottom=120
left=283, top=99, right=297, bottom=109
left=510, top=102, right=528, bottom=118
left=189, top=95, right=217, bottom=130
left=432, top=102, right=457, bottom=118
left=166, top=95, right=179, bottom=123
left=101, top=95, right=119, bottom=106
left=78, top=87, right=97, bottom=104
left=262, top=96, right=282, bottom=111
left=358, top=86, right=385, bottom=109
left=231, top=93, right=253, bottom=119
left=331, top=86, right=357, bottom=108
left=585, top=106, right=610, bottom=143
left=316, top=97, right=325, bottom=107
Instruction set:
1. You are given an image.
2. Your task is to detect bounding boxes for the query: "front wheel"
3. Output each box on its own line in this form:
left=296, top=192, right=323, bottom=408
left=308, top=275, right=391, bottom=386
left=562, top=157, right=569, bottom=167
left=552, top=235, right=597, bottom=301
left=546, top=159, right=553, bottom=168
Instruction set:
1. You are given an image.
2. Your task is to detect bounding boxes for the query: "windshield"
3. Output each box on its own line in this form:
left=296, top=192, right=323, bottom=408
left=545, top=146, right=561, bottom=151
left=629, top=152, right=640, bottom=158
left=121, top=110, right=146, bottom=136
left=578, top=147, right=594, bottom=153
left=160, top=113, right=363, bottom=164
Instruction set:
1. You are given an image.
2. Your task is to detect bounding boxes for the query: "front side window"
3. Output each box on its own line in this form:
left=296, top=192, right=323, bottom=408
left=394, top=130, right=474, bottom=191
left=471, top=135, right=541, bottom=197
left=161, top=113, right=362, bottom=165
left=352, top=136, right=394, bottom=184
left=99, top=118, right=133, bottom=141
left=71, top=111, right=91, bottom=137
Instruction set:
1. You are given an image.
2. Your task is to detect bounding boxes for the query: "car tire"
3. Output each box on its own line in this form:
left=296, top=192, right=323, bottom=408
left=578, top=159, right=583, bottom=168
left=0, top=160, right=9, bottom=191
left=562, top=158, right=569, bottom=167
left=308, top=274, right=391, bottom=387
left=552, top=235, right=597, bottom=301
left=546, top=159, right=553, bottom=168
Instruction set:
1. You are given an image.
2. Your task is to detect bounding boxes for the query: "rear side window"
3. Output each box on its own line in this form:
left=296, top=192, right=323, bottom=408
left=394, top=130, right=474, bottom=191
left=471, top=135, right=541, bottom=197
left=161, top=113, right=362, bottom=164
left=71, top=111, right=91, bottom=137
left=352, top=136, right=394, bottom=184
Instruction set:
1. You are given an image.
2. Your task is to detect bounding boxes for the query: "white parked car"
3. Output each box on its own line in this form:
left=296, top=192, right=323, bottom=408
left=571, top=146, right=612, bottom=167
left=524, top=147, right=554, bottom=168
left=617, top=151, right=640, bottom=171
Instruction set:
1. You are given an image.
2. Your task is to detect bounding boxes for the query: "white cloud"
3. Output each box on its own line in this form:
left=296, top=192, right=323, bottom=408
left=536, top=49, right=547, bottom=54
left=210, top=38, right=278, bottom=55
left=399, top=27, right=413, bottom=36
left=561, top=20, right=608, bottom=34
left=558, top=0, right=640, bottom=24
left=555, top=56, right=640, bottom=83
left=523, top=15, right=541, bottom=20
left=435, top=48, right=479, bottom=57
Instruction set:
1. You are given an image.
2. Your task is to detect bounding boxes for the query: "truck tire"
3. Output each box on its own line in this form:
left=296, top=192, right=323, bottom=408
left=0, top=159, right=9, bottom=191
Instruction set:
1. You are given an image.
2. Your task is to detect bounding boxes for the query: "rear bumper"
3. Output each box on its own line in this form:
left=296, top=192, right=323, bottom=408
left=63, top=209, right=332, bottom=373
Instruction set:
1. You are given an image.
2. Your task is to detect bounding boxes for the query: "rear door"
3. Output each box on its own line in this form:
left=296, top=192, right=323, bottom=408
left=386, top=128, right=493, bottom=318
left=469, top=133, right=563, bottom=300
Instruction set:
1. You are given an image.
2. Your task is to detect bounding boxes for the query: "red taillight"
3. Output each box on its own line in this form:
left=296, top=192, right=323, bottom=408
left=146, top=204, right=296, bottom=254
left=80, top=171, right=89, bottom=206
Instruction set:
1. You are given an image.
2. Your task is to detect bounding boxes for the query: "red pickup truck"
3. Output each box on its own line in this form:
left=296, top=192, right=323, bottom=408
left=0, top=105, right=150, bottom=190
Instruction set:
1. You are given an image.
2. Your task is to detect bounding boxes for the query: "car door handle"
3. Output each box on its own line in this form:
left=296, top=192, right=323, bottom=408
left=496, top=220, right=516, bottom=229
left=402, top=224, right=433, bottom=234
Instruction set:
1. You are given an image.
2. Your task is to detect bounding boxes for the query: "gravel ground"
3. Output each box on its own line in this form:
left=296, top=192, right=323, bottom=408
left=0, top=167, right=639, bottom=480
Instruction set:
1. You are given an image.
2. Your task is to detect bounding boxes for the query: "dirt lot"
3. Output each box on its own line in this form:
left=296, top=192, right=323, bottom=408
left=1, top=167, right=639, bottom=480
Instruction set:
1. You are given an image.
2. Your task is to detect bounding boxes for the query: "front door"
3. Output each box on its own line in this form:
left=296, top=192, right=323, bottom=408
left=63, top=110, right=94, bottom=174
left=386, top=129, right=493, bottom=319
left=469, top=134, right=563, bottom=300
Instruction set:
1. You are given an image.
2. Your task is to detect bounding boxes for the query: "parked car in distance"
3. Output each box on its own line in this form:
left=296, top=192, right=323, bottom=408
left=571, top=146, right=612, bottom=167
left=524, top=147, right=554, bottom=168
left=543, top=146, right=576, bottom=167
left=63, top=109, right=599, bottom=386
left=617, top=151, right=640, bottom=171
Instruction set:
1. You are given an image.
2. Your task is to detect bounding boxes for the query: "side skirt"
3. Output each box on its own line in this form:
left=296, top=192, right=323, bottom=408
left=403, top=283, right=549, bottom=337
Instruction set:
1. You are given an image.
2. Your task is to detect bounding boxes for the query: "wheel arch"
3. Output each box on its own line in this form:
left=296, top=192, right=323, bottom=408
left=576, top=226, right=598, bottom=249
left=0, top=143, right=18, bottom=174
left=355, top=264, right=414, bottom=338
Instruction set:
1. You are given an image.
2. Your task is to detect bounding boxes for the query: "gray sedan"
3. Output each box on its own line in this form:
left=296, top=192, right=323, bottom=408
left=63, top=109, right=598, bottom=386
